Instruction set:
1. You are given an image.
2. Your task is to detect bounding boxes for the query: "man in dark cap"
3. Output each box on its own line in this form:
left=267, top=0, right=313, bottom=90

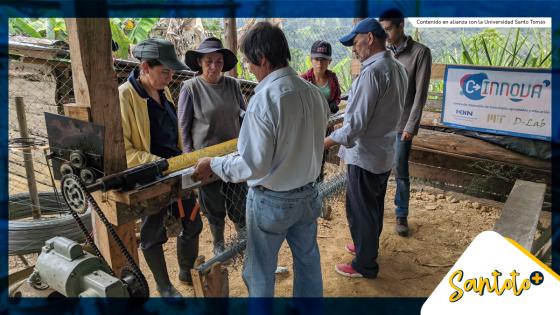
left=380, top=8, right=433, bottom=238
left=324, top=18, right=408, bottom=278
left=119, top=38, right=201, bottom=297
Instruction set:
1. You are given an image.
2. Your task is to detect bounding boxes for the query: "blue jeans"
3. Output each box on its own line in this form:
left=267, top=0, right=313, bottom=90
left=243, top=183, right=323, bottom=297
left=394, top=133, right=412, bottom=218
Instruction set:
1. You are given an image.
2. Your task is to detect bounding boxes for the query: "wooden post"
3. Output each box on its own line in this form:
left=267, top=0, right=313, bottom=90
left=65, top=18, right=138, bottom=277
left=223, top=18, right=238, bottom=78
left=15, top=97, right=41, bottom=219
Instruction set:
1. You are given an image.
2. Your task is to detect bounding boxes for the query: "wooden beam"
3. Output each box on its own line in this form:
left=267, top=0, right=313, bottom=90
left=63, top=103, right=91, bottom=122
left=223, top=18, right=238, bottom=78
left=493, top=180, right=546, bottom=251
left=65, top=18, right=137, bottom=277
left=191, top=256, right=229, bottom=297
left=413, top=129, right=550, bottom=171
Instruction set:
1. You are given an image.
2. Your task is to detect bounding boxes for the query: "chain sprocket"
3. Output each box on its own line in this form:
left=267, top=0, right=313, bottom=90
left=60, top=174, right=149, bottom=298
left=61, top=174, right=88, bottom=214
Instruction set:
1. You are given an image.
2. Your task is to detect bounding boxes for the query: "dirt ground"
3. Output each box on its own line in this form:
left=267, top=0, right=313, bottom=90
left=144, top=175, right=504, bottom=298
left=8, top=171, right=508, bottom=298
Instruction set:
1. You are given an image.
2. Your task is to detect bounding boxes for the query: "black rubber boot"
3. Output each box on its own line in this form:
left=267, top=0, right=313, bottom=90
left=177, top=236, right=199, bottom=285
left=209, top=224, right=225, bottom=256
left=142, top=245, right=182, bottom=297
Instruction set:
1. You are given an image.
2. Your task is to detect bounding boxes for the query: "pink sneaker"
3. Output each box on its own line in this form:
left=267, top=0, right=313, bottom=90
left=335, top=263, right=363, bottom=278
left=345, top=243, right=356, bottom=255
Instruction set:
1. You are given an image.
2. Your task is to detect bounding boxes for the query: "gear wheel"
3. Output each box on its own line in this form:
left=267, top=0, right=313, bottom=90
left=61, top=174, right=88, bottom=214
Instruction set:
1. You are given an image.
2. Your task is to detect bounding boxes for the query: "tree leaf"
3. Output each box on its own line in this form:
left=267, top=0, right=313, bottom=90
left=481, top=37, right=492, bottom=66
left=110, top=19, right=132, bottom=59
left=11, top=18, right=42, bottom=38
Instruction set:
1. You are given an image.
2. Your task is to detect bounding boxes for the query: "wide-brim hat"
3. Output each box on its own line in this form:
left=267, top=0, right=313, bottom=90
left=132, top=38, right=189, bottom=71
left=184, top=37, right=238, bottom=72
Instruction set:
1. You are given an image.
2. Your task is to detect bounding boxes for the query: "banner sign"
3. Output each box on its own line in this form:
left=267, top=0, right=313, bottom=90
left=441, top=65, right=551, bottom=141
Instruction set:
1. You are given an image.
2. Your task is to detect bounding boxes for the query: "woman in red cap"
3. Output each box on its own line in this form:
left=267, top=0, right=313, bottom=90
left=301, top=40, right=342, bottom=114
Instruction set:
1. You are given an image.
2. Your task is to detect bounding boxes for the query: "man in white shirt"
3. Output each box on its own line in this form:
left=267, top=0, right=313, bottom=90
left=193, top=21, right=329, bottom=297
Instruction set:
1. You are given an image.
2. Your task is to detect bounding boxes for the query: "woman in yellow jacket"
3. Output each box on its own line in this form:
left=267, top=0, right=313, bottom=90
left=119, top=38, right=201, bottom=297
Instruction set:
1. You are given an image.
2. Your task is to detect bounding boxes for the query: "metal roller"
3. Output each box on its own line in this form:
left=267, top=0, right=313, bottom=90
left=59, top=162, right=75, bottom=176
left=69, top=150, right=87, bottom=169
left=79, top=168, right=96, bottom=185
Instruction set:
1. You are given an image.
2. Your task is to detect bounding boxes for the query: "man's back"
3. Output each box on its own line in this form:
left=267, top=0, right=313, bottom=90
left=337, top=50, right=407, bottom=175
left=242, top=66, right=329, bottom=191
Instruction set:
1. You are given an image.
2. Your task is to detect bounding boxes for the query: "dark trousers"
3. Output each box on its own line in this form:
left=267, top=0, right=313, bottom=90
left=199, top=180, right=247, bottom=228
left=346, top=164, right=390, bottom=278
left=139, top=195, right=202, bottom=250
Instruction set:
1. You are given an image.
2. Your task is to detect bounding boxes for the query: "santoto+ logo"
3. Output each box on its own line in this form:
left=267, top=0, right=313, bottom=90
left=448, top=269, right=544, bottom=302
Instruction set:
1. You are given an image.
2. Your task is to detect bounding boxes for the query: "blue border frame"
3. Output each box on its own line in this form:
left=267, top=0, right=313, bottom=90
left=441, top=64, right=552, bottom=141
left=0, top=1, right=558, bottom=314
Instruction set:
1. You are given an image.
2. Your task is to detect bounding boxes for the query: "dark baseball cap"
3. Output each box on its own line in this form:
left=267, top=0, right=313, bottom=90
left=132, top=38, right=189, bottom=71
left=310, top=40, right=332, bottom=60
left=339, top=18, right=388, bottom=47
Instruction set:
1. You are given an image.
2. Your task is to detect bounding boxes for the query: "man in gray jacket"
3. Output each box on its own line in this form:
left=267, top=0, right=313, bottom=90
left=380, top=9, right=432, bottom=237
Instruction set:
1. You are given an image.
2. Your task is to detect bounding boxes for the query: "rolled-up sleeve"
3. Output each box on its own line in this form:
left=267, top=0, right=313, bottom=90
left=211, top=111, right=274, bottom=183
left=177, top=82, right=195, bottom=153
left=329, top=72, right=379, bottom=148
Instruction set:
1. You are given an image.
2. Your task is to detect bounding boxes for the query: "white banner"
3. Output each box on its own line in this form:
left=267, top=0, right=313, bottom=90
left=409, top=18, right=551, bottom=28
left=441, top=65, right=551, bottom=140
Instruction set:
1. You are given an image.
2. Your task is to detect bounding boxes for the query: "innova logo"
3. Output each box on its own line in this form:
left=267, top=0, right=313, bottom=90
left=460, top=73, right=550, bottom=102
left=448, top=269, right=544, bottom=302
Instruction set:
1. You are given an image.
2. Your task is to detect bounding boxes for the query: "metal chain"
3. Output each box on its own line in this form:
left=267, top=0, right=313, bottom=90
left=60, top=174, right=149, bottom=297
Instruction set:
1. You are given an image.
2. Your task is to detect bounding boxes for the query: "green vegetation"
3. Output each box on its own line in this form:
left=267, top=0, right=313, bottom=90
left=444, top=28, right=551, bottom=68
left=9, top=18, right=551, bottom=93
left=9, top=18, right=159, bottom=59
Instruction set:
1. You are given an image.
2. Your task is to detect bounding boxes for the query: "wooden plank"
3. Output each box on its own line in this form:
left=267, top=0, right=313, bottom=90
left=493, top=180, right=546, bottom=251
left=104, top=178, right=178, bottom=226
left=413, top=129, right=550, bottom=171
left=191, top=270, right=205, bottom=297
left=65, top=18, right=137, bottom=277
left=409, top=146, right=550, bottom=185
left=191, top=256, right=207, bottom=297
left=8, top=43, right=69, bottom=60
left=63, top=103, right=91, bottom=122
